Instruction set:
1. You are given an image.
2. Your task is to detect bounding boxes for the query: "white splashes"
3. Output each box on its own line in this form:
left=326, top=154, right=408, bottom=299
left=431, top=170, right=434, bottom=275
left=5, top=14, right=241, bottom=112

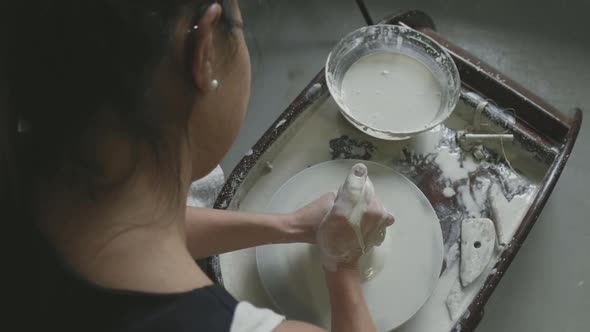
left=472, top=177, right=492, bottom=207
left=443, top=187, right=457, bottom=198
left=435, top=148, right=478, bottom=182
left=305, top=83, right=323, bottom=98
left=457, top=185, right=483, bottom=218
left=489, top=183, right=534, bottom=244
left=446, top=241, right=460, bottom=268
left=275, top=119, right=287, bottom=129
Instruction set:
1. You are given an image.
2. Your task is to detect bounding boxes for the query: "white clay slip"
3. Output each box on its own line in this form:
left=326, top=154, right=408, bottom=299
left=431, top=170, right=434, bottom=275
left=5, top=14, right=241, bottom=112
left=445, top=279, right=465, bottom=321
left=341, top=51, right=442, bottom=133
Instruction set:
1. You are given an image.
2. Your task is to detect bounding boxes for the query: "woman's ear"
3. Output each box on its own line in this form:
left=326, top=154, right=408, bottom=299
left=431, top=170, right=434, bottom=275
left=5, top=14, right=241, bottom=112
left=190, top=4, right=222, bottom=93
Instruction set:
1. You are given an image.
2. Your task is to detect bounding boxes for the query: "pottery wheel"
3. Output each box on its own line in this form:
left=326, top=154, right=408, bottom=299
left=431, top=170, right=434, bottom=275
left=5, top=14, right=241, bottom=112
left=256, top=160, right=444, bottom=331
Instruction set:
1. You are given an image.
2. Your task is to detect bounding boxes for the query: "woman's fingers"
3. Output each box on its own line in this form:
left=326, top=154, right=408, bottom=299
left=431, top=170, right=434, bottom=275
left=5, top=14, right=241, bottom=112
left=365, top=184, right=395, bottom=226
left=367, top=212, right=393, bottom=246
left=331, top=163, right=368, bottom=217
left=369, top=227, right=387, bottom=247
left=317, top=214, right=358, bottom=255
left=361, top=174, right=376, bottom=199
left=362, top=214, right=387, bottom=247
left=360, top=190, right=395, bottom=248
left=316, top=163, right=399, bottom=268
left=360, top=206, right=382, bottom=237
left=383, top=210, right=395, bottom=227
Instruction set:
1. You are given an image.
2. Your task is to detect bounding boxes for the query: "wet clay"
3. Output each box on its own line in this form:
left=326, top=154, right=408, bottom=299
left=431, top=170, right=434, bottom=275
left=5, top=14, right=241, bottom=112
left=341, top=51, right=442, bottom=133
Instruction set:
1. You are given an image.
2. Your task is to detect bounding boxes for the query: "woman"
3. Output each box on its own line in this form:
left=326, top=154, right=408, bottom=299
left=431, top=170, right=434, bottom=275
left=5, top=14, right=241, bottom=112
left=4, top=1, right=393, bottom=331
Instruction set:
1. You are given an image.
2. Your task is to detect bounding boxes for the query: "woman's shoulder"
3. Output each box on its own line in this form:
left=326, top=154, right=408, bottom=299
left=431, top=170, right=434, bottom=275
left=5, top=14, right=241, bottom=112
left=39, top=273, right=239, bottom=332
left=36, top=235, right=238, bottom=332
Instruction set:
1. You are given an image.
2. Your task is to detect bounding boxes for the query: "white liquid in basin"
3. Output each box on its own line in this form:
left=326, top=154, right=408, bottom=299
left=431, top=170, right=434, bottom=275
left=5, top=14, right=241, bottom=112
left=341, top=51, right=442, bottom=133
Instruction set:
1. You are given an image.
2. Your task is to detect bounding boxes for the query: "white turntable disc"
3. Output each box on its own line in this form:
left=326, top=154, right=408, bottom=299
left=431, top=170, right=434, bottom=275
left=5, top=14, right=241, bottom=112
left=256, top=160, right=443, bottom=331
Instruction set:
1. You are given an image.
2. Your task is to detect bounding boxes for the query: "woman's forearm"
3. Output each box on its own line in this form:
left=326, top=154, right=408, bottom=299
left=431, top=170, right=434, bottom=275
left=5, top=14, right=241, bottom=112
left=325, top=266, right=376, bottom=332
left=185, top=207, right=309, bottom=259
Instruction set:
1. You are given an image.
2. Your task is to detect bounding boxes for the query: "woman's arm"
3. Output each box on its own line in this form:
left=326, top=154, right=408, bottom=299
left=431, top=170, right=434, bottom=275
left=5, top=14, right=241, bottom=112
left=185, top=207, right=301, bottom=259
left=325, top=266, right=375, bottom=332
left=185, top=194, right=332, bottom=259
left=274, top=266, right=375, bottom=332
left=273, top=320, right=325, bottom=332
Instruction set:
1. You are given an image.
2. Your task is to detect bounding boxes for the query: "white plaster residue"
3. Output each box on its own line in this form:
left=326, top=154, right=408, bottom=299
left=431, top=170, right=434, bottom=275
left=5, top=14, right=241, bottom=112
left=435, top=148, right=478, bottom=182
left=472, top=177, right=492, bottom=208
left=577, top=280, right=585, bottom=288
left=305, top=83, right=323, bottom=99
left=411, top=125, right=443, bottom=156
left=490, top=183, right=534, bottom=245
left=443, top=187, right=456, bottom=198
left=457, top=185, right=483, bottom=218
left=503, top=171, right=526, bottom=195
left=275, top=119, right=287, bottom=129
left=445, top=241, right=460, bottom=269
left=446, top=279, right=466, bottom=321
left=245, top=149, right=254, bottom=157
left=264, top=161, right=274, bottom=172
left=443, top=251, right=499, bottom=323
left=462, top=310, right=471, bottom=320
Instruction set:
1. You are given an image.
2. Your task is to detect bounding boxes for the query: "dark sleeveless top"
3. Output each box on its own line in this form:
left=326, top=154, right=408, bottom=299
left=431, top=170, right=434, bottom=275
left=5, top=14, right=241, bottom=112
left=36, top=234, right=238, bottom=332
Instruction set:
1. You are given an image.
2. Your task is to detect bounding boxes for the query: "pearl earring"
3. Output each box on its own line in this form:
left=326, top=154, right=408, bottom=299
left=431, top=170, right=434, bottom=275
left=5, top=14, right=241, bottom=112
left=187, top=25, right=198, bottom=33
left=211, top=79, right=219, bottom=90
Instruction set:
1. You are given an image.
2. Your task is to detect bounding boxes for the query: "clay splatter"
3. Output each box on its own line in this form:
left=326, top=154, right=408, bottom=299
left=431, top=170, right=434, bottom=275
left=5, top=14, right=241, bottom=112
left=329, top=135, right=376, bottom=160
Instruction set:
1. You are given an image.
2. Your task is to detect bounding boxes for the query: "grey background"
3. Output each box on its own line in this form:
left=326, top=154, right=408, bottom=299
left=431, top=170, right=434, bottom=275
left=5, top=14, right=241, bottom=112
left=221, top=1, right=589, bottom=331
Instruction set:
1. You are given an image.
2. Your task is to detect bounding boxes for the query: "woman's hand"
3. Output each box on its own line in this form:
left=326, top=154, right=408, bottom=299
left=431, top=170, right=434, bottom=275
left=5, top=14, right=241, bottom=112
left=289, top=192, right=336, bottom=243
left=316, top=163, right=394, bottom=271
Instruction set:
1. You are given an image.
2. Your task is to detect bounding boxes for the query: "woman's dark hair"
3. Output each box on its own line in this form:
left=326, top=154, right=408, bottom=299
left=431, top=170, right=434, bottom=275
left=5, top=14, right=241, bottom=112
left=2, top=1, right=236, bottom=214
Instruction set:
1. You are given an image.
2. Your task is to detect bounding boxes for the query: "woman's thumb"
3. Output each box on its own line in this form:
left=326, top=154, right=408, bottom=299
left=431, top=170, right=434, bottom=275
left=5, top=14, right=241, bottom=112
left=330, top=163, right=368, bottom=224
left=338, top=163, right=367, bottom=199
